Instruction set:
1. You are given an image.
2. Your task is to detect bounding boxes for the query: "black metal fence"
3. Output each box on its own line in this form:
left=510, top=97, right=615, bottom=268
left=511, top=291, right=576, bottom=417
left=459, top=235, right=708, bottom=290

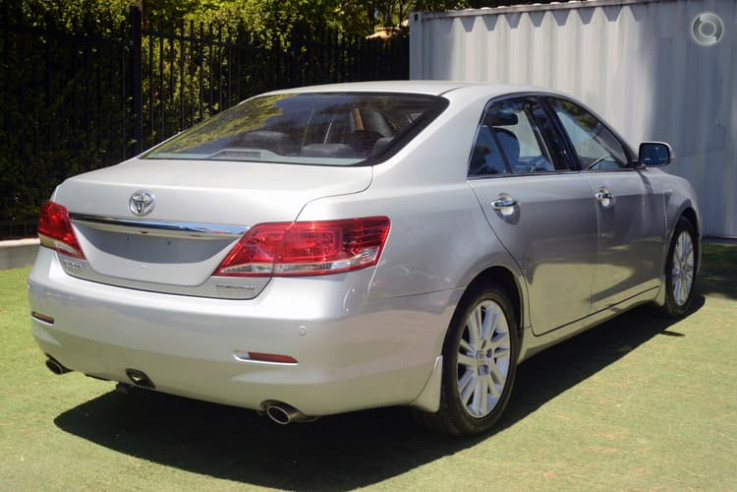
left=0, top=5, right=409, bottom=238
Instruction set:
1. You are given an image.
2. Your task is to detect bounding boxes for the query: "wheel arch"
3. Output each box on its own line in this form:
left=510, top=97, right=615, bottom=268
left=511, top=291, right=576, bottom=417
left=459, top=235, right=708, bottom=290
left=672, top=205, right=701, bottom=271
left=464, top=265, right=524, bottom=340
left=412, top=264, right=524, bottom=432
left=681, top=205, right=700, bottom=238
left=654, top=205, right=701, bottom=309
left=411, top=264, right=526, bottom=416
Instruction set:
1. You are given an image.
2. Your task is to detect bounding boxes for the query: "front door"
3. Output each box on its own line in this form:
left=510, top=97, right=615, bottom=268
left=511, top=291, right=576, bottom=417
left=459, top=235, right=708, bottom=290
left=547, top=97, right=666, bottom=310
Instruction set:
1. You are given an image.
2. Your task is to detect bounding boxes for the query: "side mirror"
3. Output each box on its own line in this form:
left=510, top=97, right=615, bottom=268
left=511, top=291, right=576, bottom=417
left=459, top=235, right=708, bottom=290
left=639, top=142, right=674, bottom=167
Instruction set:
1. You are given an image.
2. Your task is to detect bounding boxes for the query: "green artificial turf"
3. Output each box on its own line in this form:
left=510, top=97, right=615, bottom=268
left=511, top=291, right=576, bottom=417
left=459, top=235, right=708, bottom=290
left=1, top=245, right=735, bottom=490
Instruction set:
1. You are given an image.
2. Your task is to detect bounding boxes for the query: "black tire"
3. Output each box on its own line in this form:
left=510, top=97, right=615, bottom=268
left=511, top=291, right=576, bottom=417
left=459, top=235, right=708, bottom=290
left=661, top=217, right=697, bottom=318
left=415, top=284, right=519, bottom=435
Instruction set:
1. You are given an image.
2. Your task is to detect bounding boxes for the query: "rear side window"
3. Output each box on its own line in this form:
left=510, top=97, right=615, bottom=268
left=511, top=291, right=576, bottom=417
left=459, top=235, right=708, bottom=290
left=145, top=93, right=448, bottom=166
left=469, top=125, right=509, bottom=176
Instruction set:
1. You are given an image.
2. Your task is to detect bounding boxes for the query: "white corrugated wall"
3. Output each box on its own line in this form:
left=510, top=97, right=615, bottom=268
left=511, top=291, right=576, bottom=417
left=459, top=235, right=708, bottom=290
left=410, top=0, right=736, bottom=237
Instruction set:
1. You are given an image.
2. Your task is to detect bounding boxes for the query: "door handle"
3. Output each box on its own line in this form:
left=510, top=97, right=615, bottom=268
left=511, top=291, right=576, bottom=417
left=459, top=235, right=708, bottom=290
left=491, top=197, right=518, bottom=210
left=595, top=188, right=613, bottom=207
left=490, top=194, right=518, bottom=217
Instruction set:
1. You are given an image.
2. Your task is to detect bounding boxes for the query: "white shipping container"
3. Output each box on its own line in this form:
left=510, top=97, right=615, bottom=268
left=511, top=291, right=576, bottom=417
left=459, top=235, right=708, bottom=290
left=410, top=0, right=736, bottom=237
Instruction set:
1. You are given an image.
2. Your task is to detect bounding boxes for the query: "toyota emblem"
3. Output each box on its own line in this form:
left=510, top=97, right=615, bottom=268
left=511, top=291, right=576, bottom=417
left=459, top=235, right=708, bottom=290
left=129, top=191, right=155, bottom=216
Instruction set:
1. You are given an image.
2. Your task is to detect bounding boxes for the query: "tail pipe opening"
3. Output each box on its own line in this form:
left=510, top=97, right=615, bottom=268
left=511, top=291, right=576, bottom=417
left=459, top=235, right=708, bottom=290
left=263, top=401, right=316, bottom=425
left=125, top=368, right=156, bottom=389
left=45, top=355, right=72, bottom=375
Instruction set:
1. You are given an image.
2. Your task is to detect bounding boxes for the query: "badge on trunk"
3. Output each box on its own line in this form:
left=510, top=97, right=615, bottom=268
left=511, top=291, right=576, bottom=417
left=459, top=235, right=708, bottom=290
left=129, top=191, right=155, bottom=216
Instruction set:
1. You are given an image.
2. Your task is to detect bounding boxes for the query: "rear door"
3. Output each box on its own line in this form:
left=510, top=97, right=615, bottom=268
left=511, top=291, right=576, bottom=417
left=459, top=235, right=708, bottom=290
left=546, top=97, right=666, bottom=310
left=468, top=96, right=598, bottom=335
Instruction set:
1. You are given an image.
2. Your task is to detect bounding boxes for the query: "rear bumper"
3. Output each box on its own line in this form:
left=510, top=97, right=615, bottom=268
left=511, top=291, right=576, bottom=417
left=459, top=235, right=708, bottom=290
left=28, top=248, right=457, bottom=416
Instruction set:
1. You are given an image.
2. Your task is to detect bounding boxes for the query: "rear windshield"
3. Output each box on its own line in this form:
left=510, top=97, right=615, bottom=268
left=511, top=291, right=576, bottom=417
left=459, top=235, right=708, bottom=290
left=144, top=92, right=448, bottom=165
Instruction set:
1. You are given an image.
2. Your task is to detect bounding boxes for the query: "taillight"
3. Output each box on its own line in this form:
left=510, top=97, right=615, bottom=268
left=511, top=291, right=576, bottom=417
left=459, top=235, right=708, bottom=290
left=214, top=216, right=390, bottom=277
left=37, top=201, right=85, bottom=259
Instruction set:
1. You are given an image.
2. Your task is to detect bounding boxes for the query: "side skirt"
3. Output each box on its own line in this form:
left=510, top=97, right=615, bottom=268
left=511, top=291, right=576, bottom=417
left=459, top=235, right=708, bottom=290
left=517, top=286, right=661, bottom=363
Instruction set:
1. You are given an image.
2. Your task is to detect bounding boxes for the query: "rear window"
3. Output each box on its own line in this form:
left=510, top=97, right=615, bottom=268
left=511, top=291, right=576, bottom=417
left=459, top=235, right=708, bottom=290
left=144, top=92, right=448, bottom=166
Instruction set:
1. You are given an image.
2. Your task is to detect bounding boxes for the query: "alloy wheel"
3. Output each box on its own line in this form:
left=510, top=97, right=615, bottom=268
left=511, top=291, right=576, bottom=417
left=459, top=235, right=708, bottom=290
left=671, top=230, right=695, bottom=306
left=456, top=300, right=511, bottom=418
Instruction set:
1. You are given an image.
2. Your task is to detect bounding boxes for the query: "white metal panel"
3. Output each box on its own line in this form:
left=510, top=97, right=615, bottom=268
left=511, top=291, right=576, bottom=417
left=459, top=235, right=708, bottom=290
left=410, top=0, right=737, bottom=237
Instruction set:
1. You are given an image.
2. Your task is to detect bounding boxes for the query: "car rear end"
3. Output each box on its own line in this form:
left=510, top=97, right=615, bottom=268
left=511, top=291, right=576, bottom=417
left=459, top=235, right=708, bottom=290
left=28, top=88, right=452, bottom=417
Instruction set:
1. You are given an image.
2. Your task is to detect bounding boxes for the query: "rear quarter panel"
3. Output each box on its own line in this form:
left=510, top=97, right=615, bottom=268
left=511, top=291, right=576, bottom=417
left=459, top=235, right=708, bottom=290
left=296, top=93, right=528, bottom=358
left=298, top=92, right=525, bottom=299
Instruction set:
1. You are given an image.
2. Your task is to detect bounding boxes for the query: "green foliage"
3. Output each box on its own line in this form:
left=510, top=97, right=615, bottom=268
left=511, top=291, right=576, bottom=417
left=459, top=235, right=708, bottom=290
left=15, top=0, right=135, bottom=31
left=144, top=0, right=469, bottom=37
left=144, top=0, right=204, bottom=25
left=1, top=4, right=135, bottom=224
left=179, top=0, right=345, bottom=39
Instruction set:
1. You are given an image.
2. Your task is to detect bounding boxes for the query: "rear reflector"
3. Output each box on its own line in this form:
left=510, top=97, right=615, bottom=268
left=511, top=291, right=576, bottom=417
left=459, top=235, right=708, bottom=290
left=246, top=352, right=298, bottom=364
left=31, top=311, right=55, bottom=324
left=214, top=216, right=390, bottom=277
left=234, top=350, right=298, bottom=364
left=37, top=201, right=85, bottom=259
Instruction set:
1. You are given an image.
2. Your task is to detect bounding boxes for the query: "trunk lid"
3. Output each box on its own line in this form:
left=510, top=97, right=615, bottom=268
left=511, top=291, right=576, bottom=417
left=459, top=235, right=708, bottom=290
left=53, top=158, right=372, bottom=298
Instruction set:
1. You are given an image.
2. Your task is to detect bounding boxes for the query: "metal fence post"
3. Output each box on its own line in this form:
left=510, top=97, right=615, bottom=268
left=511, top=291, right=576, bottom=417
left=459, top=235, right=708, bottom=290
left=130, top=5, right=143, bottom=155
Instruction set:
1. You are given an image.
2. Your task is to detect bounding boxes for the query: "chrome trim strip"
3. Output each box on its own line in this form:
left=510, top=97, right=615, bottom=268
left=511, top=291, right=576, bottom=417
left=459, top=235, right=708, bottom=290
left=70, top=214, right=248, bottom=239
left=57, top=255, right=264, bottom=300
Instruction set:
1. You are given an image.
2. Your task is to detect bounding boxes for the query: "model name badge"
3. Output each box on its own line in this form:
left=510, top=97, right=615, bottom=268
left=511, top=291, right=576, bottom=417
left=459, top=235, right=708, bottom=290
left=216, top=284, right=255, bottom=291
left=61, top=258, right=83, bottom=270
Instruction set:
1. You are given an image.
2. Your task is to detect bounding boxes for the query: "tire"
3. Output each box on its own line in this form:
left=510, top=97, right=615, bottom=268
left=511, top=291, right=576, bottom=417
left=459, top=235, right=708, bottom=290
left=415, top=284, right=519, bottom=435
left=661, top=217, right=697, bottom=318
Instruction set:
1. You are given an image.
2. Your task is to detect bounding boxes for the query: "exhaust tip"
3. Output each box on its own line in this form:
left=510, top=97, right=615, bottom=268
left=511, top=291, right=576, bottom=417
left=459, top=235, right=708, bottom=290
left=45, top=355, right=71, bottom=375
left=125, top=368, right=155, bottom=389
left=265, top=404, right=297, bottom=425
left=263, top=402, right=318, bottom=425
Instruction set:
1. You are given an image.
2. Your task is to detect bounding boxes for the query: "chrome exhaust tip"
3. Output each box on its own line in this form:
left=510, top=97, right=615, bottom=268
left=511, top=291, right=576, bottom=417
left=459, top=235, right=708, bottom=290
left=264, top=402, right=315, bottom=425
left=265, top=403, right=301, bottom=425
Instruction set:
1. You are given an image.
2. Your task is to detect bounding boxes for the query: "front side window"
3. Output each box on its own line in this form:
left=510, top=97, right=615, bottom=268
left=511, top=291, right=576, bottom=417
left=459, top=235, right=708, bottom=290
left=145, top=93, right=448, bottom=166
left=549, top=98, right=630, bottom=171
left=469, top=97, right=569, bottom=177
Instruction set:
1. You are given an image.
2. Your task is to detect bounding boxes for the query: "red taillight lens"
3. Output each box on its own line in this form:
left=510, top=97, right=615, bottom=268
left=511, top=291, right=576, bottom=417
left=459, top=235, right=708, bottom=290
left=214, top=216, right=390, bottom=277
left=37, top=201, right=85, bottom=259
left=215, top=223, right=287, bottom=277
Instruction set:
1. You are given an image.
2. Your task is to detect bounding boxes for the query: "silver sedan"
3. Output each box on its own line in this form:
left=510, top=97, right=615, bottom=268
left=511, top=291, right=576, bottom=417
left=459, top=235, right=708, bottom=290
left=29, top=82, right=700, bottom=435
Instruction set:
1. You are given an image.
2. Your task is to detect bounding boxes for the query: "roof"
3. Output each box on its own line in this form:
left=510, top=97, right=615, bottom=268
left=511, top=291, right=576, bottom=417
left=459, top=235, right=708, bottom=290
left=263, top=80, right=555, bottom=98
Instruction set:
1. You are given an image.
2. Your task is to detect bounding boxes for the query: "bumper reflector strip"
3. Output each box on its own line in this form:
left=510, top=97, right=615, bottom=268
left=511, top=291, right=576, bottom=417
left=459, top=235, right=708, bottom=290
left=234, top=351, right=298, bottom=364
left=31, top=311, right=55, bottom=325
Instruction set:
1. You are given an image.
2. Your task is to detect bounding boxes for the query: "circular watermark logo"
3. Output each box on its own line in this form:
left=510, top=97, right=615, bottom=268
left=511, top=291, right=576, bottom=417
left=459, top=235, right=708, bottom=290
left=691, top=12, right=724, bottom=46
